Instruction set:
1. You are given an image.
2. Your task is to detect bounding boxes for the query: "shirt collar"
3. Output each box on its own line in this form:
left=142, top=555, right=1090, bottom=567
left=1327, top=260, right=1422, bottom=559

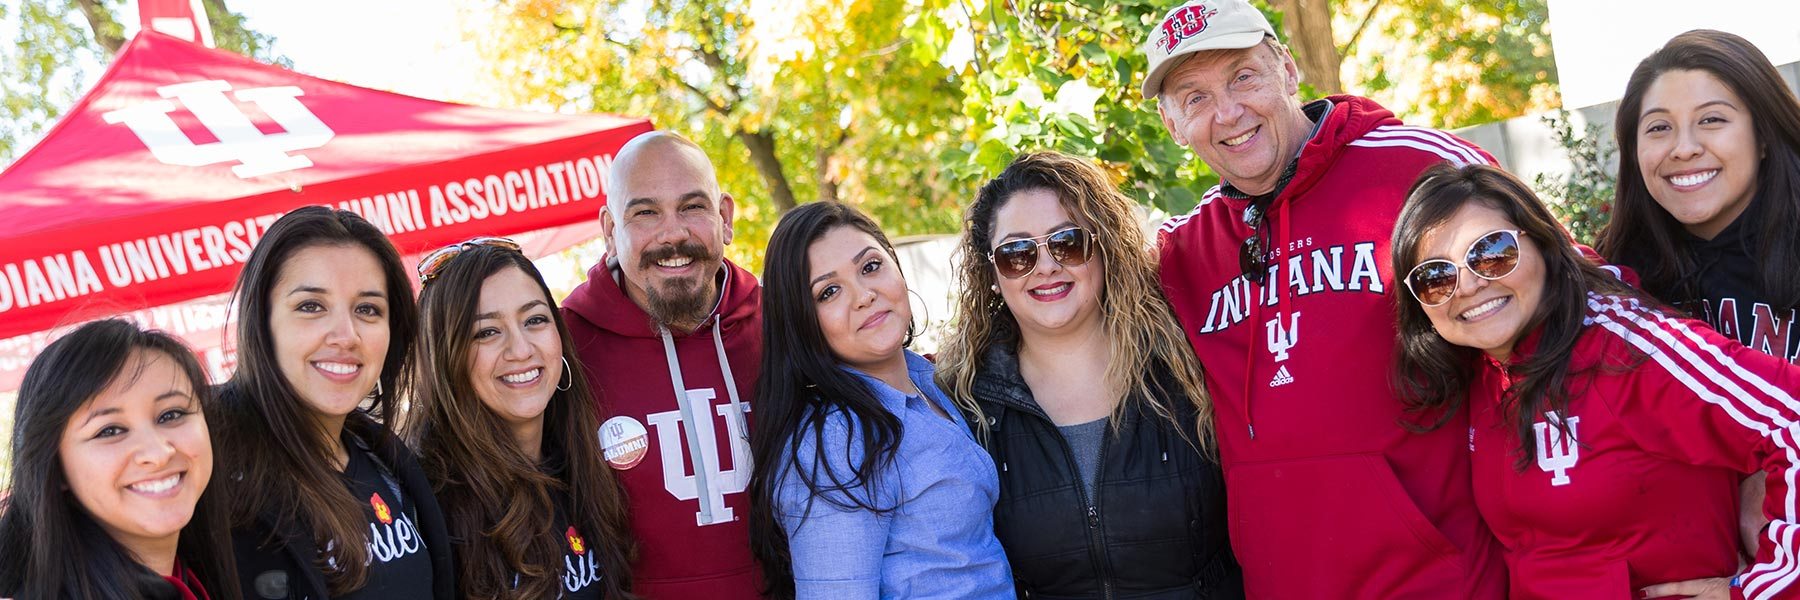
left=1218, top=98, right=1334, bottom=202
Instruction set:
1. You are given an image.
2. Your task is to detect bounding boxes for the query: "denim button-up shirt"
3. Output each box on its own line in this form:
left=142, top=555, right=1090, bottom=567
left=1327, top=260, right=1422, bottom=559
left=775, top=350, right=1014, bottom=599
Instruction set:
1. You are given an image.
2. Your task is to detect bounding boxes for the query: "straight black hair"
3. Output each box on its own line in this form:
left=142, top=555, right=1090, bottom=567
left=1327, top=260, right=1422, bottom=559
left=0, top=319, right=241, bottom=600
left=1599, top=29, right=1800, bottom=311
left=747, top=202, right=910, bottom=599
left=211, top=206, right=419, bottom=594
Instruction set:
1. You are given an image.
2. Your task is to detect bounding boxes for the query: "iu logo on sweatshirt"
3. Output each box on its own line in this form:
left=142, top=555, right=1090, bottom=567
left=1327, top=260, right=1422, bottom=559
left=646, top=388, right=753, bottom=526
left=1534, top=411, right=1581, bottom=486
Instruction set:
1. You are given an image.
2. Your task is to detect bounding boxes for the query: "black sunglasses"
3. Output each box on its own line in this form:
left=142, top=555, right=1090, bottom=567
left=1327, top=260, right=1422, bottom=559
left=1239, top=200, right=1270, bottom=283
left=987, top=227, right=1098, bottom=279
left=1403, top=229, right=1526, bottom=307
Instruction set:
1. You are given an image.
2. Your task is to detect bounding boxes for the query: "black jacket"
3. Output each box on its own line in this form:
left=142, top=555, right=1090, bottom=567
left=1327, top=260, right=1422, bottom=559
left=229, top=413, right=457, bottom=600
left=969, top=342, right=1242, bottom=599
left=1627, top=213, right=1800, bottom=361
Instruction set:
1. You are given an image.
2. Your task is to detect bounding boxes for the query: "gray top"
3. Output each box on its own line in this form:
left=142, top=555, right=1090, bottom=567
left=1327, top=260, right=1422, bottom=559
left=1058, top=417, right=1108, bottom=503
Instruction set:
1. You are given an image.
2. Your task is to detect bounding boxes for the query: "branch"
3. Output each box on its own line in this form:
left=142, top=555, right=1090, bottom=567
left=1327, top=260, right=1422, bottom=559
left=599, top=32, right=734, bottom=116
left=73, top=0, right=125, bottom=55
left=689, top=15, right=744, bottom=108
left=1338, top=0, right=1385, bottom=57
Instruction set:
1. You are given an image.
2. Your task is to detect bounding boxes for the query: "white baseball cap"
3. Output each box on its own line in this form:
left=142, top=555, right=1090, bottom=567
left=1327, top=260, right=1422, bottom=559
left=1140, top=0, right=1279, bottom=99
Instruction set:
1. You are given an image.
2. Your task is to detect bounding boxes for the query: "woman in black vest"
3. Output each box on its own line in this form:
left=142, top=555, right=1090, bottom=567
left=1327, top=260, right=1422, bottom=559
left=937, top=151, right=1242, bottom=598
left=211, top=207, right=454, bottom=600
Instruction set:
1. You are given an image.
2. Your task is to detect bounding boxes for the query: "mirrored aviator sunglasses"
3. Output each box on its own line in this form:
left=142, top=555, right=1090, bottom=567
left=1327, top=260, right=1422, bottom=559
left=1404, top=229, right=1525, bottom=307
left=417, top=236, right=524, bottom=284
left=987, top=227, right=1098, bottom=280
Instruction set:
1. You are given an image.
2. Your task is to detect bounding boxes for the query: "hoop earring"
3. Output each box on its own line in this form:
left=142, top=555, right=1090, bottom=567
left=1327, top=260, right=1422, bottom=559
left=366, top=378, right=383, bottom=400
left=557, top=356, right=573, bottom=392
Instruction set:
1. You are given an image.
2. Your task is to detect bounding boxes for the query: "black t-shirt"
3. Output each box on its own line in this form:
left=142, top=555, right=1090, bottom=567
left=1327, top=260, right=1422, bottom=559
left=334, top=440, right=434, bottom=600
left=1638, top=216, right=1800, bottom=363
left=548, top=484, right=604, bottom=600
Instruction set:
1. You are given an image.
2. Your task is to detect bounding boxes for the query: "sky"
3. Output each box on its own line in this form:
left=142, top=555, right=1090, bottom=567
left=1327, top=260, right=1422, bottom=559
left=215, top=0, right=484, bottom=103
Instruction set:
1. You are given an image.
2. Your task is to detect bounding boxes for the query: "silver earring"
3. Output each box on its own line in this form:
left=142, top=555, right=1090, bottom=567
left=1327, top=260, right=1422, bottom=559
left=367, top=379, right=383, bottom=400
left=557, top=357, right=573, bottom=392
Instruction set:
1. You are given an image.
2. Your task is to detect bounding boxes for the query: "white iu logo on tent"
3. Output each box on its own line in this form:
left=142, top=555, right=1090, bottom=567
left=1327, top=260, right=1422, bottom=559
left=101, top=80, right=333, bottom=178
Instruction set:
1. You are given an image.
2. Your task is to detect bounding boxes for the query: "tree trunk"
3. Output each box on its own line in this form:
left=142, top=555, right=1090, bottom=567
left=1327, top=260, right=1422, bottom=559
left=74, top=0, right=126, bottom=55
left=816, top=146, right=840, bottom=204
left=1270, top=0, right=1343, bottom=95
left=736, top=129, right=799, bottom=212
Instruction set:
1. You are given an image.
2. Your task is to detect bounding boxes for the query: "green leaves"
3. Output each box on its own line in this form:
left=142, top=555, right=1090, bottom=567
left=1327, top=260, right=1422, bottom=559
left=0, top=0, right=282, bottom=163
left=919, top=0, right=1216, bottom=218
left=1532, top=109, right=1616, bottom=245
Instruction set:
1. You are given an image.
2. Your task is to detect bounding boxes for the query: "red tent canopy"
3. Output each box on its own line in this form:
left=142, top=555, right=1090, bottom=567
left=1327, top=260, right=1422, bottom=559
left=0, top=32, right=651, bottom=388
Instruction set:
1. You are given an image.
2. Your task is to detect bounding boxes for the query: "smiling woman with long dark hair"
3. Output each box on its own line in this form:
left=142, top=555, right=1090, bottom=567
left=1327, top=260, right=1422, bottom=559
left=1394, top=162, right=1800, bottom=599
left=1598, top=30, right=1800, bottom=356
left=0, top=319, right=240, bottom=600
left=747, top=202, right=1012, bottom=599
left=406, top=239, right=635, bottom=600
left=210, top=206, right=454, bottom=600
left=1595, top=28, right=1800, bottom=554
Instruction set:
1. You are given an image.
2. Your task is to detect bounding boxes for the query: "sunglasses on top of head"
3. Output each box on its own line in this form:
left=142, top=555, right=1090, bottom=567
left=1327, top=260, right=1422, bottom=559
left=417, top=236, right=524, bottom=284
left=1403, top=229, right=1526, bottom=307
left=986, top=226, right=1098, bottom=280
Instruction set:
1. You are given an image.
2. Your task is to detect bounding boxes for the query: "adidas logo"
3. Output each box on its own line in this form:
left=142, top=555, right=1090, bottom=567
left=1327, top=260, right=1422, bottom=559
left=1268, top=365, right=1295, bottom=387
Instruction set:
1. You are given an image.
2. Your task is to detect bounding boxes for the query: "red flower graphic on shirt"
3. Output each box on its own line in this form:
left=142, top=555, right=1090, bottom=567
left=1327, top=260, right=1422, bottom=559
left=567, top=526, right=587, bottom=555
left=370, top=493, right=393, bottom=525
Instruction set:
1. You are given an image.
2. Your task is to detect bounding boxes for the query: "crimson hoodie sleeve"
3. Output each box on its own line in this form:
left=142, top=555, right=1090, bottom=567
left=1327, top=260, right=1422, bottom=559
left=1586, top=294, right=1800, bottom=600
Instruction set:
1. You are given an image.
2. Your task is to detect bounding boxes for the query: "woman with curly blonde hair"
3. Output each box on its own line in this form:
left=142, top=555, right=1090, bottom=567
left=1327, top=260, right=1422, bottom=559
left=936, top=151, right=1241, bottom=598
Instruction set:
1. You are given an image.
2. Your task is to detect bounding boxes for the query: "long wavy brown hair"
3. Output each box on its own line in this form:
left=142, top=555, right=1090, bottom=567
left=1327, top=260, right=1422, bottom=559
left=935, top=151, right=1213, bottom=447
left=406, top=245, right=635, bottom=599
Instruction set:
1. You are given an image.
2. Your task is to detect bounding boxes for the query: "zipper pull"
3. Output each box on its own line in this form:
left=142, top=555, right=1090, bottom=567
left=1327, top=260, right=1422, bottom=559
left=1087, top=505, right=1100, bottom=529
left=1248, top=424, right=1256, bottom=439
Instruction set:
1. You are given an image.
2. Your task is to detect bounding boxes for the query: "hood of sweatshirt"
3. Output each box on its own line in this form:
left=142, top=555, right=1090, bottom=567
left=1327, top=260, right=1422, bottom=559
left=1272, top=95, right=1401, bottom=212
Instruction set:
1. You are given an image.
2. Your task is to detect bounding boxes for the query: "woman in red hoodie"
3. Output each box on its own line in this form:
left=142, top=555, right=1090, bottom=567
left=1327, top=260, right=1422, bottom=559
left=1391, top=163, right=1800, bottom=600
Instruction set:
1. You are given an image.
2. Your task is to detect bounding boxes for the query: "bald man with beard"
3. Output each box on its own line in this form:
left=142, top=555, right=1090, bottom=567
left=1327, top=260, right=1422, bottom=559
left=562, top=131, right=764, bottom=598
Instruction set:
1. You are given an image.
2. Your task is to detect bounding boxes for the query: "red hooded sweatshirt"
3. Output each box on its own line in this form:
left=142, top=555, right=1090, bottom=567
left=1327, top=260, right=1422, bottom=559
left=562, top=255, right=763, bottom=599
left=1156, top=95, right=1507, bottom=598
left=1473, top=293, right=1800, bottom=600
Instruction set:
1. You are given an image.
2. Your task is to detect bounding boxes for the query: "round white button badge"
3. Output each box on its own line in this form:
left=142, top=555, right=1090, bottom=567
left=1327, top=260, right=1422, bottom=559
left=599, top=415, right=650, bottom=470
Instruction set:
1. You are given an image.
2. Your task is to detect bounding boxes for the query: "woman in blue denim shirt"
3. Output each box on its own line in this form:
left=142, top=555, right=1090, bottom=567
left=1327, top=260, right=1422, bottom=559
left=747, top=202, right=1014, bottom=600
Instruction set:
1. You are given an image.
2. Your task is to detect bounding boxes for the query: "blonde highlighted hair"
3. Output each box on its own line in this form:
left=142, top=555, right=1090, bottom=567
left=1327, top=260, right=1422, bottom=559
left=934, top=151, right=1213, bottom=449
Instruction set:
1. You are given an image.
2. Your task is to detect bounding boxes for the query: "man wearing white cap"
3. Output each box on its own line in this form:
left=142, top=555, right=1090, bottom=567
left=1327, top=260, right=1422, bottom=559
left=1145, top=1, right=1508, bottom=597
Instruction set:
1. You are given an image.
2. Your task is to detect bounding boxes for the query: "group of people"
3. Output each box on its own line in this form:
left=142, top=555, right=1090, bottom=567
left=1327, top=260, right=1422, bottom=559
left=3, top=0, right=1800, bottom=598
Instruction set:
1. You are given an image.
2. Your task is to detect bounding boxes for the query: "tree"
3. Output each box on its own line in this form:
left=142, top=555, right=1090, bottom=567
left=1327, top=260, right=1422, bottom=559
left=914, top=0, right=1560, bottom=219
left=1532, top=109, right=1615, bottom=245
left=473, top=0, right=969, bottom=268
left=0, top=0, right=281, bottom=163
left=1269, top=0, right=1341, bottom=94
left=1331, top=0, right=1560, bottom=128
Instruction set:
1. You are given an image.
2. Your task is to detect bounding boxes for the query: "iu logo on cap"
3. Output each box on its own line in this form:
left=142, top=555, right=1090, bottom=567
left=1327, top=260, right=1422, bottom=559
left=101, top=79, right=334, bottom=179
left=1158, top=5, right=1220, bottom=53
